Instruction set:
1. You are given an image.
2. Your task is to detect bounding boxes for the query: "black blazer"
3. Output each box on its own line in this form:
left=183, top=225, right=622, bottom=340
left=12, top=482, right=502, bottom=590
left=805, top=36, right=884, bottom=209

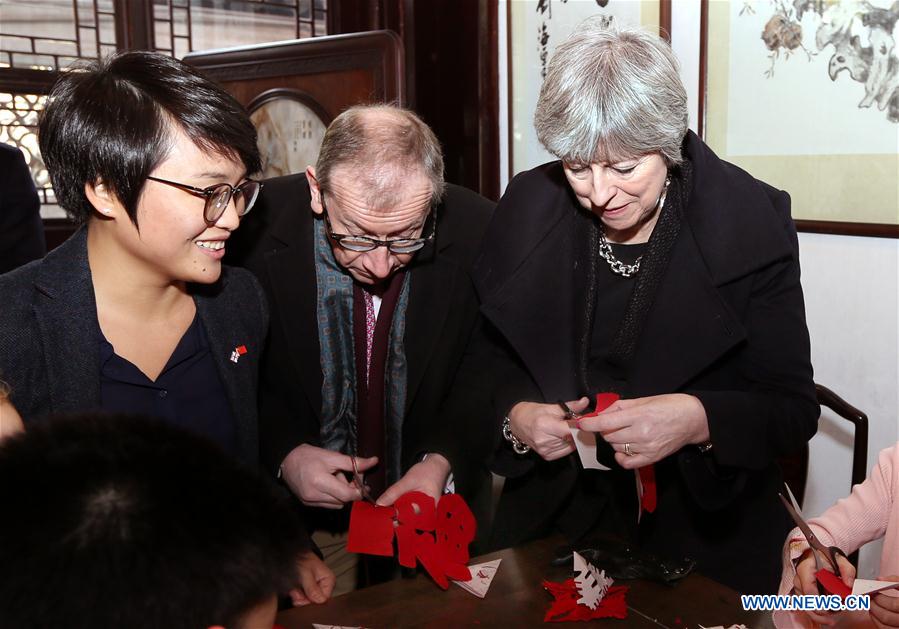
left=475, top=132, right=819, bottom=593
left=0, top=228, right=268, bottom=466
left=230, top=175, right=498, bottom=503
left=0, top=143, right=45, bottom=274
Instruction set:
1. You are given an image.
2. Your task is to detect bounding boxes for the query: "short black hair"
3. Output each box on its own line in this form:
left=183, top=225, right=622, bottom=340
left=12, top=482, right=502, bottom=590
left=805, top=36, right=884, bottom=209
left=39, top=50, right=261, bottom=225
left=0, top=414, right=306, bottom=629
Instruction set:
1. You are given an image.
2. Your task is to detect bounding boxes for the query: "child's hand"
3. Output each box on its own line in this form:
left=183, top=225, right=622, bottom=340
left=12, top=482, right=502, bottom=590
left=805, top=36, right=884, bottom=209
left=792, top=548, right=856, bottom=625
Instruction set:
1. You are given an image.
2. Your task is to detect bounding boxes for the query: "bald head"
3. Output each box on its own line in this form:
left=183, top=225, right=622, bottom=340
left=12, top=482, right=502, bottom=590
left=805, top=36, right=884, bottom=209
left=314, top=105, right=445, bottom=209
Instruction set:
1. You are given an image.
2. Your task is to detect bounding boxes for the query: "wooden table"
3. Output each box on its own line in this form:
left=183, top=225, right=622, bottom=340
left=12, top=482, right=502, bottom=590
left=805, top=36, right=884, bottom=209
left=277, top=536, right=774, bottom=628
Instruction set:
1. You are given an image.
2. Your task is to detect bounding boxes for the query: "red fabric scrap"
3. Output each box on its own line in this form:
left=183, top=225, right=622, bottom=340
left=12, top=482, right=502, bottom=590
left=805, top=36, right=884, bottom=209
left=543, top=578, right=629, bottom=623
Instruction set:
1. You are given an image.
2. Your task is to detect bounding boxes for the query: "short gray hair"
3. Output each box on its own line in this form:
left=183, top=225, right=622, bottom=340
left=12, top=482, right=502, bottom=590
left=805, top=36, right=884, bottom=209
left=315, top=104, right=446, bottom=207
left=534, top=19, right=688, bottom=166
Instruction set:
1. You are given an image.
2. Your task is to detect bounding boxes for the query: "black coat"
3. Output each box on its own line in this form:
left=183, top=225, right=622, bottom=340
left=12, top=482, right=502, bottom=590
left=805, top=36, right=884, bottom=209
left=231, top=175, right=498, bottom=509
left=0, top=143, right=45, bottom=274
left=475, top=132, right=819, bottom=593
left=0, top=228, right=268, bottom=466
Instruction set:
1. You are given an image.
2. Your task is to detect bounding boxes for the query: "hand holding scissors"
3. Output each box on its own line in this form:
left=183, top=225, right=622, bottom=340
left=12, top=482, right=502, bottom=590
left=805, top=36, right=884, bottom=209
left=780, top=483, right=853, bottom=595
left=351, top=455, right=376, bottom=504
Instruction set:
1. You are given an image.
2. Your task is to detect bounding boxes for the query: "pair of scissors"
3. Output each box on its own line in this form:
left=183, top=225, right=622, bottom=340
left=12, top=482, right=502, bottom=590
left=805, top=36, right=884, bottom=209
left=558, top=400, right=580, bottom=420
left=350, top=455, right=376, bottom=504
left=778, top=482, right=848, bottom=586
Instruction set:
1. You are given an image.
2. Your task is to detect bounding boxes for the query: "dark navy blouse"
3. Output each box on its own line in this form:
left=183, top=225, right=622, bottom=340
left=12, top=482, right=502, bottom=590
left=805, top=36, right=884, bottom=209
left=99, top=313, right=239, bottom=456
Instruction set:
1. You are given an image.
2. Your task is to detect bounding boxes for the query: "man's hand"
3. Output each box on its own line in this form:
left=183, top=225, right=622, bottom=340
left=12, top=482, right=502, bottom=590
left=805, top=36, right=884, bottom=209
left=576, top=394, right=709, bottom=469
left=280, top=444, right=378, bottom=509
left=871, top=575, right=899, bottom=628
left=791, top=548, right=856, bottom=626
left=376, top=453, right=451, bottom=506
left=507, top=397, right=589, bottom=461
left=289, top=550, right=336, bottom=606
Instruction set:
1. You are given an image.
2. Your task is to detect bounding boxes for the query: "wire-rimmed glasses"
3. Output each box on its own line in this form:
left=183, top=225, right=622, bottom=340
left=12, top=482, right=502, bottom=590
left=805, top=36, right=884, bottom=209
left=320, top=191, right=436, bottom=254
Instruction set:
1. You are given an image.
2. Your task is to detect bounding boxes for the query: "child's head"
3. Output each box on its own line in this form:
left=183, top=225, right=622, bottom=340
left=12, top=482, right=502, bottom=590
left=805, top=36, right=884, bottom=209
left=0, top=414, right=307, bottom=629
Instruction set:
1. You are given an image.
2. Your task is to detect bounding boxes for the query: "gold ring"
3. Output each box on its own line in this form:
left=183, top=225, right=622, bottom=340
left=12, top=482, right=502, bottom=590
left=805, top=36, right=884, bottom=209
left=624, top=442, right=634, bottom=456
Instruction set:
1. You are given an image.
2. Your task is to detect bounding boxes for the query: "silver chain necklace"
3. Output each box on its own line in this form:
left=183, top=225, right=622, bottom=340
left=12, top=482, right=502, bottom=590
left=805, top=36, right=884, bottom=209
left=597, top=176, right=670, bottom=278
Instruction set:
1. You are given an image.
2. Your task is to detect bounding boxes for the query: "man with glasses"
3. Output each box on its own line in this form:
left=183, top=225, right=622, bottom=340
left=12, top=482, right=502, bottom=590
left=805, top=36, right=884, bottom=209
left=232, top=105, right=496, bottom=587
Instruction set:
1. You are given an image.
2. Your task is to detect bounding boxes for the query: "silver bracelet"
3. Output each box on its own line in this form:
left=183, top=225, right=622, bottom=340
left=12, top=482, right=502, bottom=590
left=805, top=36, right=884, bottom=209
left=502, top=416, right=531, bottom=455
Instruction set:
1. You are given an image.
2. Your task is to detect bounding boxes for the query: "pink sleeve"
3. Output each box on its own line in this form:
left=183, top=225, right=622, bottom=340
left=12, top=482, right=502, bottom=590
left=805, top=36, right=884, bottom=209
left=773, top=444, right=897, bottom=628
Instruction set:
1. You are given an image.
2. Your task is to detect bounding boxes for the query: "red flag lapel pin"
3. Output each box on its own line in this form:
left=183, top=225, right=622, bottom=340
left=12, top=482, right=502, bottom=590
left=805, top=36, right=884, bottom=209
left=230, top=345, right=248, bottom=364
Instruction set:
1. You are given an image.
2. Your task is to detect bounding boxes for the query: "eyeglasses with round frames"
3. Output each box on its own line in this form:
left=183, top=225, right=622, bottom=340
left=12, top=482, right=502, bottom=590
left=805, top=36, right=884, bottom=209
left=146, top=175, right=262, bottom=225
left=320, top=192, right=436, bottom=254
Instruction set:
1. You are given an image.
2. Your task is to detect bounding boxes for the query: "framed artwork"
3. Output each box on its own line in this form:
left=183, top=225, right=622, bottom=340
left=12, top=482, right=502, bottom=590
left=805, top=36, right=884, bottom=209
left=701, top=0, right=899, bottom=238
left=187, top=30, right=404, bottom=178
left=248, top=89, right=329, bottom=179
left=507, top=0, right=670, bottom=178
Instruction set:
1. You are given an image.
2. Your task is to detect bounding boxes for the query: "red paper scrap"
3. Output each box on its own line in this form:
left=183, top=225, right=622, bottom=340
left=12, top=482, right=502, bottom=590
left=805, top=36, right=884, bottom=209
left=816, top=568, right=851, bottom=600
left=346, top=502, right=396, bottom=557
left=638, top=465, right=657, bottom=513
left=594, top=393, right=620, bottom=413
left=543, top=578, right=628, bottom=622
left=584, top=392, right=657, bottom=514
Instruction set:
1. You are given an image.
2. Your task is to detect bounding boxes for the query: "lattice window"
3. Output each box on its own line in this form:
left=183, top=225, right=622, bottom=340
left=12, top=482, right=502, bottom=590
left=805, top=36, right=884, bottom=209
left=154, top=0, right=328, bottom=59
left=0, top=0, right=117, bottom=70
left=0, top=0, right=328, bottom=222
left=0, top=92, right=62, bottom=218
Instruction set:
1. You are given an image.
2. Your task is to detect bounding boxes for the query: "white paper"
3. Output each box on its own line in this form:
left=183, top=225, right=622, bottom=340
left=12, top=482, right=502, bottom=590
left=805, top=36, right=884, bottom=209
left=573, top=551, right=613, bottom=611
left=453, top=558, right=502, bottom=598
left=852, top=579, right=899, bottom=597
left=567, top=421, right=611, bottom=471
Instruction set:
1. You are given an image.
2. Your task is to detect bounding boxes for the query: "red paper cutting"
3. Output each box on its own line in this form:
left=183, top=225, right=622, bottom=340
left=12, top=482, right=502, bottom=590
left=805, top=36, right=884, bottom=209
left=395, top=491, right=437, bottom=570
left=434, top=493, right=476, bottom=583
left=346, top=501, right=396, bottom=557
left=347, top=491, right=477, bottom=589
left=436, top=493, right=477, bottom=565
left=543, top=578, right=629, bottom=622
left=816, top=568, right=851, bottom=600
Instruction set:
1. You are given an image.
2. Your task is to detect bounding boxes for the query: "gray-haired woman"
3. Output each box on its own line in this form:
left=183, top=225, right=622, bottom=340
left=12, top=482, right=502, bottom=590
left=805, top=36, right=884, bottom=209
left=475, top=19, right=818, bottom=593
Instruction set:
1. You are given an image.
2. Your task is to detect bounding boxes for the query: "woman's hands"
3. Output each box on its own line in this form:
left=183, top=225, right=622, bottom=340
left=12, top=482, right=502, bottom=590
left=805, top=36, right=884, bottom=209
left=507, top=397, right=589, bottom=461
left=576, top=393, right=710, bottom=469
left=791, top=548, right=856, bottom=626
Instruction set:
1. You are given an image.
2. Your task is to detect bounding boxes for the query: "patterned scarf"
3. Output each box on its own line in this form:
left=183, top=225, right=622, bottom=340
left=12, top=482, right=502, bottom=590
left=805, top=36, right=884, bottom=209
left=313, top=218, right=411, bottom=484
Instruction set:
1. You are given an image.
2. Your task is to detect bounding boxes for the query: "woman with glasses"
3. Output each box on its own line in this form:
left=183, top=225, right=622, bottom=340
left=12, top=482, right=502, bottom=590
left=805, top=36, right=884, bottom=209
left=0, top=49, right=337, bottom=607
left=476, top=20, right=818, bottom=594
left=0, top=50, right=264, bottom=460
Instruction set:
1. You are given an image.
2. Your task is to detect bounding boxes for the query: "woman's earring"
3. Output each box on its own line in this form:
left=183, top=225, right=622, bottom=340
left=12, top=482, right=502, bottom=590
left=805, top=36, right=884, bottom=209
left=100, top=208, right=112, bottom=215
